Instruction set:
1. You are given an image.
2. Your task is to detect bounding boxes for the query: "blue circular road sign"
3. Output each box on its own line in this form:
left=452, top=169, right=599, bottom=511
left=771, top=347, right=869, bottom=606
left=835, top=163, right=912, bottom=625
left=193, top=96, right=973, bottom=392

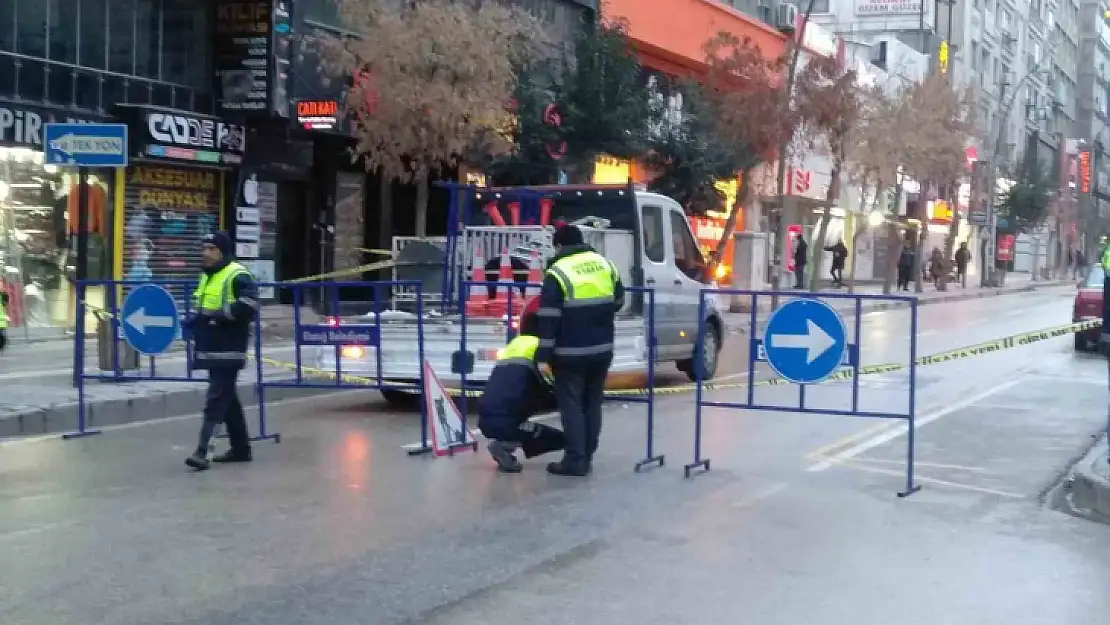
left=121, top=285, right=180, bottom=355
left=762, top=298, right=847, bottom=385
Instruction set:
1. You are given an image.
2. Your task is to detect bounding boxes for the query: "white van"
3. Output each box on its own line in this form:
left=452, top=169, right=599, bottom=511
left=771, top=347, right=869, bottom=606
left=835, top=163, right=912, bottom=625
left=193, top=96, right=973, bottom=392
left=312, top=184, right=725, bottom=406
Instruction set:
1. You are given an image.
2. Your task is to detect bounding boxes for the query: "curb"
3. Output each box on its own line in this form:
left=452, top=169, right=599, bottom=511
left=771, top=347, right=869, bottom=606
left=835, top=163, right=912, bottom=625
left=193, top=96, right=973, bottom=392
left=1067, top=438, right=1110, bottom=520
left=0, top=382, right=353, bottom=439
left=726, top=281, right=1068, bottom=334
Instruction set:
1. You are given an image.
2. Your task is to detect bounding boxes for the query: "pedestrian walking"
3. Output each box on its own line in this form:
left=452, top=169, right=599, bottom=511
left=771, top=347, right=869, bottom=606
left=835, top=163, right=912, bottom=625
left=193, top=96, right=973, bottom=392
left=896, top=243, right=915, bottom=291
left=954, top=242, right=971, bottom=288
left=793, top=234, right=808, bottom=289
left=184, top=232, right=260, bottom=471
left=1075, top=249, right=1086, bottom=279
left=929, top=247, right=944, bottom=288
left=479, top=298, right=565, bottom=473
left=536, top=224, right=624, bottom=477
left=824, top=239, right=848, bottom=288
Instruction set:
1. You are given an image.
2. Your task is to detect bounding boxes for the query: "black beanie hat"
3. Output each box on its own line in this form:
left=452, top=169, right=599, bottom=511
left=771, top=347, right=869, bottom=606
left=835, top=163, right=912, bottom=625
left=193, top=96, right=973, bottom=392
left=203, top=231, right=235, bottom=257
left=553, top=224, right=584, bottom=247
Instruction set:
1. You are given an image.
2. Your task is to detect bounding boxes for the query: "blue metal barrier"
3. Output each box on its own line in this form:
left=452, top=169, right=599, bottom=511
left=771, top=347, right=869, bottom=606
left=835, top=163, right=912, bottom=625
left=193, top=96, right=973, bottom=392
left=457, top=280, right=662, bottom=471
left=686, top=289, right=920, bottom=497
left=255, top=280, right=433, bottom=455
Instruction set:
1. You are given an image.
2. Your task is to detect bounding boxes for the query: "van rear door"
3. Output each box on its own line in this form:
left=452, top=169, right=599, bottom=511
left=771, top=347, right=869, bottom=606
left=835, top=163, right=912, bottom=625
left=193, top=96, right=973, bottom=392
left=638, top=201, right=680, bottom=357
left=666, top=206, right=711, bottom=345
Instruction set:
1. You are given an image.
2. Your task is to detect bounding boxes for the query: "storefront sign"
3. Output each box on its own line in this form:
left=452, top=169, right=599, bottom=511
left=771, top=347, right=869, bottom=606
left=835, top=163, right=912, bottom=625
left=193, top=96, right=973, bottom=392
left=1079, top=150, right=1092, bottom=194
left=855, top=0, right=922, bottom=15
left=214, top=0, right=294, bottom=117
left=786, top=167, right=812, bottom=196
left=119, top=106, right=246, bottom=166
left=234, top=173, right=278, bottom=264
left=296, top=99, right=339, bottom=130
left=121, top=165, right=222, bottom=297
left=0, top=102, right=108, bottom=149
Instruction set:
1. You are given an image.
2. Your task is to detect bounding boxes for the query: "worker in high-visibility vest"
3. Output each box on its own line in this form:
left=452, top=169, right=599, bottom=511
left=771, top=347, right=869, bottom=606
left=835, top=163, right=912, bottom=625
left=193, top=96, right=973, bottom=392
left=536, top=224, right=624, bottom=477
left=0, top=285, right=9, bottom=351
left=478, top=297, right=565, bottom=473
left=185, top=232, right=259, bottom=471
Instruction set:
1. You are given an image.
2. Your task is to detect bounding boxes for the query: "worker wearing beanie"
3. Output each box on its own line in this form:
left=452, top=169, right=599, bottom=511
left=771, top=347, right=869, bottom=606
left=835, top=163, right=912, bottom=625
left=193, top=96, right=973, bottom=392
left=536, top=223, right=624, bottom=477
left=185, top=231, right=260, bottom=471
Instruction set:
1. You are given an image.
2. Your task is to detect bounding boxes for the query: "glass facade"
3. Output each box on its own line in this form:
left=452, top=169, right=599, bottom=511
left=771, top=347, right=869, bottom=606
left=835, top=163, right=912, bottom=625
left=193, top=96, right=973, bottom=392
left=0, top=0, right=214, bottom=114
left=0, top=147, right=115, bottom=330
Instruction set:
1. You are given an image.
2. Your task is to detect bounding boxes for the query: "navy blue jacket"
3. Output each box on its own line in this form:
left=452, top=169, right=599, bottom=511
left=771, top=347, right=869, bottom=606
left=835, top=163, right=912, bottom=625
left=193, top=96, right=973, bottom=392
left=478, top=356, right=554, bottom=424
left=186, top=259, right=258, bottom=370
left=535, top=245, right=624, bottom=365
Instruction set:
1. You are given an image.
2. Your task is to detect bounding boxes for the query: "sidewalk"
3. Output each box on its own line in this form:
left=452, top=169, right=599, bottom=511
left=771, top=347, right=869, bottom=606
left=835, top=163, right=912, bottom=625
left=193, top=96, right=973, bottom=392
left=1065, top=435, right=1110, bottom=522
left=722, top=274, right=1070, bottom=333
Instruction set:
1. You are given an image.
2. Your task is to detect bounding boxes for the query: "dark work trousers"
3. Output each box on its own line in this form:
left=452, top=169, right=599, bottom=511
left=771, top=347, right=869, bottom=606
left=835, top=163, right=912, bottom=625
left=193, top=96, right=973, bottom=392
left=479, top=417, right=565, bottom=458
left=552, top=358, right=611, bottom=469
left=196, top=368, right=250, bottom=455
left=794, top=266, right=805, bottom=288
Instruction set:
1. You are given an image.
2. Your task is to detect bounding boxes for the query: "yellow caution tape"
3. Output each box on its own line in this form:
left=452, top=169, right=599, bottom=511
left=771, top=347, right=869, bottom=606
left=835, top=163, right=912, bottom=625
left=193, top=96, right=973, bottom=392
left=253, top=319, right=1104, bottom=399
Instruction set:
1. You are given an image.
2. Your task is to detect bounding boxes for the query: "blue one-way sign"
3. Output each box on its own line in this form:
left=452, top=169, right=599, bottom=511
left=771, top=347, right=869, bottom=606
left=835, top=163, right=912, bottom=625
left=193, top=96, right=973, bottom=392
left=760, top=298, right=848, bottom=384
left=121, top=285, right=180, bottom=355
left=44, top=123, right=128, bottom=167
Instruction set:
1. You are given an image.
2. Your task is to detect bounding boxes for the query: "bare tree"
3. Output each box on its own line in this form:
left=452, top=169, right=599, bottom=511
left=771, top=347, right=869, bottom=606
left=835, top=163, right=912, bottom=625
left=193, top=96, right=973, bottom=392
left=318, top=0, right=542, bottom=236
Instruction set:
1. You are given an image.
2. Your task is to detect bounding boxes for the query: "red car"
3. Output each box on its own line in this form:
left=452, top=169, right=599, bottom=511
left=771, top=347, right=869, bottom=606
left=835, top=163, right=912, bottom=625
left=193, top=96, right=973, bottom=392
left=1073, top=264, right=1104, bottom=351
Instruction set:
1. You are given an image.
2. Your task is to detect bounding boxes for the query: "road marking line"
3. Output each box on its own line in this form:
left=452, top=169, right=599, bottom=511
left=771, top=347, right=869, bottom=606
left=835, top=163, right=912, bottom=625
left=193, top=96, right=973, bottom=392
left=831, top=460, right=1025, bottom=499
left=843, top=456, right=996, bottom=473
left=806, top=378, right=1023, bottom=473
left=804, top=421, right=896, bottom=460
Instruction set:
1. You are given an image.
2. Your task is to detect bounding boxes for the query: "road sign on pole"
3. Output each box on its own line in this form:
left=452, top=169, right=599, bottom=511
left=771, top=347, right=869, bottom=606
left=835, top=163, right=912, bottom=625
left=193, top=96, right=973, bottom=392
left=761, top=298, right=847, bottom=384
left=44, top=123, right=129, bottom=167
left=121, top=285, right=180, bottom=355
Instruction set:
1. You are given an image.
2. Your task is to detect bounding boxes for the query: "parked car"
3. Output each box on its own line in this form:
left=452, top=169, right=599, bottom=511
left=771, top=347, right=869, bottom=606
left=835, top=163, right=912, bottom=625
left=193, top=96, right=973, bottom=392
left=1073, top=264, right=1104, bottom=351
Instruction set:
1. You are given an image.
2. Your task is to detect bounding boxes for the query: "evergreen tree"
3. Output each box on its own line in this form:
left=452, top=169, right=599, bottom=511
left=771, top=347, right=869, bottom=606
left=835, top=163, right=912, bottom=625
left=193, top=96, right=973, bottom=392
left=996, top=164, right=1053, bottom=235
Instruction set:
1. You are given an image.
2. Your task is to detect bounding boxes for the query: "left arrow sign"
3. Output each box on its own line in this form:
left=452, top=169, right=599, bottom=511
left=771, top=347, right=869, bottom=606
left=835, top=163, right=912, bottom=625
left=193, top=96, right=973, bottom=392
left=125, top=308, right=176, bottom=335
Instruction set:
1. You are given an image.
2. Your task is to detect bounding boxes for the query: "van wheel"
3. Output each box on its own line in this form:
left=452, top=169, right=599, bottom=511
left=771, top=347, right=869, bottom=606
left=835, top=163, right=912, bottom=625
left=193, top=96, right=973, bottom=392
left=679, top=322, right=720, bottom=382
left=380, top=389, right=419, bottom=409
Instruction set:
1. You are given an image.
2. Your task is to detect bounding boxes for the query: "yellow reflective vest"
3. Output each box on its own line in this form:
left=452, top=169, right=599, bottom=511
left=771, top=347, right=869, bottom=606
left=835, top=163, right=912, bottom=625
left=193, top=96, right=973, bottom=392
left=193, top=261, right=251, bottom=317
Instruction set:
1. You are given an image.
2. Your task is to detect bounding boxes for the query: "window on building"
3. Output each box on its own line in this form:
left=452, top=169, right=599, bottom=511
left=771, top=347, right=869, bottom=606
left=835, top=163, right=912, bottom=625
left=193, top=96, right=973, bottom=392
left=0, top=1, right=13, bottom=52
left=108, top=0, right=135, bottom=75
left=810, top=0, right=831, bottom=12
left=80, top=0, right=108, bottom=69
left=134, top=0, right=161, bottom=79
left=163, top=0, right=210, bottom=88
left=16, top=0, right=48, bottom=58
left=971, top=41, right=979, bottom=68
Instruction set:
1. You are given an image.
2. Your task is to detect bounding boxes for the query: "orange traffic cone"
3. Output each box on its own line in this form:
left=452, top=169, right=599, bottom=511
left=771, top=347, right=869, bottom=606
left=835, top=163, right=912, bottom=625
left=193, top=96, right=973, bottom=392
left=488, top=248, right=514, bottom=318
left=464, top=247, right=489, bottom=317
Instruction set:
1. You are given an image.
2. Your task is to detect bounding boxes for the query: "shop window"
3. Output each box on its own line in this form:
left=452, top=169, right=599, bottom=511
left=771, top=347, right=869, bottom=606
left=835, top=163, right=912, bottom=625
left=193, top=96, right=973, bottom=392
left=108, top=0, right=135, bottom=75
left=670, top=210, right=705, bottom=281
left=79, top=0, right=108, bottom=69
left=0, top=1, right=14, bottom=52
left=134, top=0, right=161, bottom=79
left=48, top=0, right=77, bottom=64
left=641, top=205, right=665, bottom=263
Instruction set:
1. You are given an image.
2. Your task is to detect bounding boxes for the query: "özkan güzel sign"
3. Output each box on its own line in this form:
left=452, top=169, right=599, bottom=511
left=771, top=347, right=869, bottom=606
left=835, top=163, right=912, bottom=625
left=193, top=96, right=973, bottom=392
left=296, top=100, right=339, bottom=130
left=214, top=1, right=293, bottom=117
left=855, top=0, right=922, bottom=15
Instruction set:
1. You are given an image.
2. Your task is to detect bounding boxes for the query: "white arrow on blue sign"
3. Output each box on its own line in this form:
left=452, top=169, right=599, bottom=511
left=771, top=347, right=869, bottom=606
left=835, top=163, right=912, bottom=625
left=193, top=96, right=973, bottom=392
left=44, top=123, right=129, bottom=168
left=761, top=298, right=848, bottom=384
left=121, top=285, right=180, bottom=355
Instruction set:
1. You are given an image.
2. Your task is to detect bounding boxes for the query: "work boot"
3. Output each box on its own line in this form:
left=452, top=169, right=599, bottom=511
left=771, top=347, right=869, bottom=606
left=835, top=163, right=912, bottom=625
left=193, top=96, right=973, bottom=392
left=487, top=440, right=522, bottom=473
left=185, top=452, right=210, bottom=471
left=212, top=449, right=252, bottom=463
left=546, top=460, right=589, bottom=477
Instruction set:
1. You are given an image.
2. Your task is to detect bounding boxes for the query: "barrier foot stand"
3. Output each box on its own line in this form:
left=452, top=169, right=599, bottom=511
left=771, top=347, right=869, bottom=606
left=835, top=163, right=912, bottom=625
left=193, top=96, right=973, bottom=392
left=62, top=429, right=102, bottom=440
left=445, top=440, right=479, bottom=456
left=634, top=455, right=665, bottom=473
left=683, top=459, right=711, bottom=478
left=406, top=445, right=434, bottom=456
left=897, top=485, right=922, bottom=498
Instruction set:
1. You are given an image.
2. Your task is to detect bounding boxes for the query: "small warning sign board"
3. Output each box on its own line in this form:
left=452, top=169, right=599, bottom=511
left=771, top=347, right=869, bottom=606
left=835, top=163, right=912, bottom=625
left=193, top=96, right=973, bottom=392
left=423, top=359, right=477, bottom=457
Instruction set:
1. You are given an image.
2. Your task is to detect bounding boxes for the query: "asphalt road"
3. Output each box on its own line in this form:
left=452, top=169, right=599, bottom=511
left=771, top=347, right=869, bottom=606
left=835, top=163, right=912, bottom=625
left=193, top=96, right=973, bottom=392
left=3, top=285, right=1110, bottom=625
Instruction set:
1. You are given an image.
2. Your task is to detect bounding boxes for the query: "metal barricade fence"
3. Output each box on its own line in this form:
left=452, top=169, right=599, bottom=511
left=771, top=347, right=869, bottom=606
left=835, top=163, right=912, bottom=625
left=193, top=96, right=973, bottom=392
left=687, top=288, right=920, bottom=497
left=457, top=280, right=663, bottom=471
left=68, top=279, right=434, bottom=455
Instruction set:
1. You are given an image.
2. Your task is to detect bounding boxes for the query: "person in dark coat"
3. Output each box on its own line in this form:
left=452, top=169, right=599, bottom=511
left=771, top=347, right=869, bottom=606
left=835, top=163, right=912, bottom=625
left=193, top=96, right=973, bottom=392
left=479, top=298, right=565, bottom=472
left=896, top=244, right=915, bottom=291
left=793, top=234, right=808, bottom=289
left=955, top=242, right=971, bottom=288
left=184, top=232, right=260, bottom=471
left=536, top=224, right=624, bottom=476
left=824, top=239, right=848, bottom=288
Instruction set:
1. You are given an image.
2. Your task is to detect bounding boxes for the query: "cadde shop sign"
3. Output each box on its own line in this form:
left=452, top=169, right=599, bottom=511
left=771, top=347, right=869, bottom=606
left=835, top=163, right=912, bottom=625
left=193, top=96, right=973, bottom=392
left=139, top=109, right=246, bottom=165
left=855, top=0, right=923, bottom=15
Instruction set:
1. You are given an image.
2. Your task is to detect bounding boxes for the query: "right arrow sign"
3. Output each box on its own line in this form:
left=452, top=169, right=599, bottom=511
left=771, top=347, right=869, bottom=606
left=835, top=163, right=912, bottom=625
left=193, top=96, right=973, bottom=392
left=770, top=318, right=836, bottom=364
left=761, top=299, right=848, bottom=385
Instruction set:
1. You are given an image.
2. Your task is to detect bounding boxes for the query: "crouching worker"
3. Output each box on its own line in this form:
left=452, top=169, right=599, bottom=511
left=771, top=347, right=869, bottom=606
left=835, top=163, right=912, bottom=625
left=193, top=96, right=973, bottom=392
left=478, top=299, right=565, bottom=473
